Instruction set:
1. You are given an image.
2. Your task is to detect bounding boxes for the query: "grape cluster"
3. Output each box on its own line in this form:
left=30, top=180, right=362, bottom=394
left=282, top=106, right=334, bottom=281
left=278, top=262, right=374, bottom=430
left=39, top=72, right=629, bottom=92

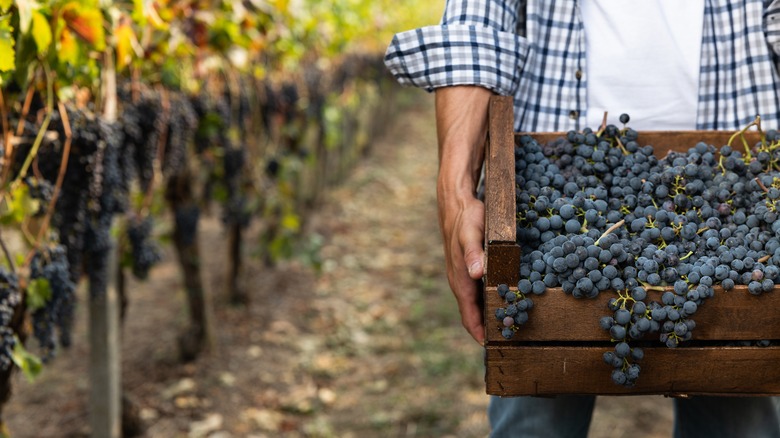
left=503, top=114, right=780, bottom=386
left=122, top=91, right=164, bottom=193
left=127, top=216, right=162, bottom=280
left=162, top=93, right=198, bottom=178
left=0, top=268, right=21, bottom=371
left=29, top=245, right=76, bottom=360
left=24, top=176, right=54, bottom=217
left=494, top=284, right=536, bottom=339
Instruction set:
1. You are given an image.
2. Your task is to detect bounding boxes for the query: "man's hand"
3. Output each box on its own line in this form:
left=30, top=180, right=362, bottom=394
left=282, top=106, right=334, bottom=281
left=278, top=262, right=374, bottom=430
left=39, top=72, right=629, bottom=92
left=435, top=86, right=494, bottom=344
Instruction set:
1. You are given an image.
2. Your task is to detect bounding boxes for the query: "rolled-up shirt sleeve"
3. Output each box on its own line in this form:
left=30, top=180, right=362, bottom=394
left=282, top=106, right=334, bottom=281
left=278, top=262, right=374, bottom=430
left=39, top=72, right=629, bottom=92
left=384, top=0, right=530, bottom=96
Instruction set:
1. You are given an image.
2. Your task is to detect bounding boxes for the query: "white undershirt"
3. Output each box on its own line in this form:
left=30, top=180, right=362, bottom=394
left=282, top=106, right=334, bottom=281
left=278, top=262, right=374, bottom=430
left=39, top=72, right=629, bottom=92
left=581, top=0, right=705, bottom=131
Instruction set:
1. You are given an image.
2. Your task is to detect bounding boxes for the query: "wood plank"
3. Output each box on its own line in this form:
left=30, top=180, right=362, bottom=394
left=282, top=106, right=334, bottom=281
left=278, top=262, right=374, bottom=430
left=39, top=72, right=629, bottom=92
left=485, top=285, right=780, bottom=343
left=485, top=96, right=516, bottom=244
left=485, top=244, right=520, bottom=288
left=486, top=346, right=780, bottom=397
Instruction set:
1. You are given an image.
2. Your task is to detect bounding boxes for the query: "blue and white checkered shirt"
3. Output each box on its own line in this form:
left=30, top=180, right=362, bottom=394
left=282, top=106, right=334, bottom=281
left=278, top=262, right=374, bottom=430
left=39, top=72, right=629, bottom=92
left=385, top=0, right=780, bottom=132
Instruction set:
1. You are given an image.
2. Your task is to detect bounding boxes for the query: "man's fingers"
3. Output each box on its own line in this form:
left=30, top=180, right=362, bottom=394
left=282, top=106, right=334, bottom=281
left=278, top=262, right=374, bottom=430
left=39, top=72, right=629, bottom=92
left=460, top=202, right=485, bottom=280
left=460, top=299, right=486, bottom=344
left=451, top=273, right=485, bottom=344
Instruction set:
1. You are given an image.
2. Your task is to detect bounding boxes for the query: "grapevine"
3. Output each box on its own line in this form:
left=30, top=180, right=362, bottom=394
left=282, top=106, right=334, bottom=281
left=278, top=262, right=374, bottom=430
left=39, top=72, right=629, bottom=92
left=0, top=0, right=439, bottom=432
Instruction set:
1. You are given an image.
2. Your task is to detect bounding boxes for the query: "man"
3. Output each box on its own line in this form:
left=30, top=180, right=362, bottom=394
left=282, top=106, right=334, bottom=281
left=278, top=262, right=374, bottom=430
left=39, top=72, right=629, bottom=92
left=385, top=1, right=780, bottom=436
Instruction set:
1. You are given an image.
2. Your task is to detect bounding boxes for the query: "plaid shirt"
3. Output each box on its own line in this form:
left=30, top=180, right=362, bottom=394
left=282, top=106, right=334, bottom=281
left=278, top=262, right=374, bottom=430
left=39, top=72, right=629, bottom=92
left=385, top=0, right=780, bottom=132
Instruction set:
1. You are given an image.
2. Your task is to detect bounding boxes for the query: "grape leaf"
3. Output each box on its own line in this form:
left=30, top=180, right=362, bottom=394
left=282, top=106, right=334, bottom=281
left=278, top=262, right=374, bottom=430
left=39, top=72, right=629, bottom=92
left=0, top=183, right=39, bottom=225
left=61, top=2, right=105, bottom=50
left=26, top=277, right=52, bottom=311
left=57, top=26, right=80, bottom=66
left=0, top=0, right=11, bottom=12
left=31, top=10, right=51, bottom=54
left=0, top=16, right=14, bottom=72
left=11, top=339, right=42, bottom=382
left=115, top=21, right=135, bottom=71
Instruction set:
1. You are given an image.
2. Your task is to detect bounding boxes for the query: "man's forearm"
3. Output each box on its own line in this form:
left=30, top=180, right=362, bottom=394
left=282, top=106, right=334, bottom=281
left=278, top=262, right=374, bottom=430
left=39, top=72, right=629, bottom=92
left=434, top=85, right=495, bottom=343
left=435, top=86, right=493, bottom=198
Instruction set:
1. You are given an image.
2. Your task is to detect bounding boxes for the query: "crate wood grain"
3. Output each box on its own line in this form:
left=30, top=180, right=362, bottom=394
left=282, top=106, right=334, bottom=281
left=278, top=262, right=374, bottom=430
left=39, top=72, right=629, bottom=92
left=484, top=95, right=780, bottom=397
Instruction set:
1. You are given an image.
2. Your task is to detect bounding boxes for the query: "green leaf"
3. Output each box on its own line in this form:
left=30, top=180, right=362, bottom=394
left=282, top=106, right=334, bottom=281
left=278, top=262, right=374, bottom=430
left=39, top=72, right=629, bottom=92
left=1, top=183, right=39, bottom=225
left=11, top=339, right=42, bottom=382
left=0, top=15, right=15, bottom=72
left=31, top=11, right=51, bottom=54
left=26, top=277, right=52, bottom=311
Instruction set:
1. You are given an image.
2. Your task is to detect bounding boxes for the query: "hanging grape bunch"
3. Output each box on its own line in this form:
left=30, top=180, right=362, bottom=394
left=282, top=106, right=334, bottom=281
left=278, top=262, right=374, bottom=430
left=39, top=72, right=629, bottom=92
left=497, top=114, right=779, bottom=387
left=29, top=245, right=76, bottom=361
left=0, top=268, right=21, bottom=371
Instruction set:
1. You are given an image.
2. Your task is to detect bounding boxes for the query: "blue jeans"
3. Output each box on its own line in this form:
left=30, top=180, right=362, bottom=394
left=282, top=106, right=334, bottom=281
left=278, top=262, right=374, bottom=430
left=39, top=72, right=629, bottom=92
left=489, top=395, right=780, bottom=438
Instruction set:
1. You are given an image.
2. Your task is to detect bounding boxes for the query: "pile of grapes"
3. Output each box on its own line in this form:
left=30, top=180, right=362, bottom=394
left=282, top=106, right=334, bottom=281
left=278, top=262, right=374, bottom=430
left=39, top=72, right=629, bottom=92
left=495, top=115, right=778, bottom=387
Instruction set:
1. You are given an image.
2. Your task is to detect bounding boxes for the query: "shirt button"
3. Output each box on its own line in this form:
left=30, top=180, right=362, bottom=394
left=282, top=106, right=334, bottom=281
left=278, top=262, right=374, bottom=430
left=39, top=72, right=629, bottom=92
left=569, top=110, right=579, bottom=119
left=575, top=70, right=583, bottom=80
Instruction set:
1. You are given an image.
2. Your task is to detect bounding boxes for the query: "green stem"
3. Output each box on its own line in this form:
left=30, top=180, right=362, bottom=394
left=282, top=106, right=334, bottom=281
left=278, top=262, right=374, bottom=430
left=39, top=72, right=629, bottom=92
left=15, top=62, right=55, bottom=183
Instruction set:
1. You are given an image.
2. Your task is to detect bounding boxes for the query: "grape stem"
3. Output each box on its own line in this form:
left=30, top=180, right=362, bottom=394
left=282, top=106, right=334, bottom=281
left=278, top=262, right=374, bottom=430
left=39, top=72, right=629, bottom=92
left=15, top=83, right=36, bottom=137
left=727, top=115, right=761, bottom=160
left=638, top=281, right=665, bottom=292
left=29, top=101, right=73, bottom=258
left=0, top=89, right=10, bottom=184
left=15, top=62, right=54, bottom=184
left=0, top=228, right=15, bottom=273
left=755, top=177, right=770, bottom=193
left=614, top=135, right=629, bottom=156
left=595, top=111, right=608, bottom=137
left=595, top=219, right=625, bottom=246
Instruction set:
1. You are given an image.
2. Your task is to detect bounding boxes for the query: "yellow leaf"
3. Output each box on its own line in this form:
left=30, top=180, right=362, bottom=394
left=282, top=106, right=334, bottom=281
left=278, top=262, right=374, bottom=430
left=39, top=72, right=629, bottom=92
left=31, top=11, right=51, bottom=54
left=57, top=26, right=80, bottom=65
left=0, top=0, right=11, bottom=13
left=61, top=2, right=105, bottom=50
left=114, top=22, right=135, bottom=70
left=0, top=16, right=14, bottom=72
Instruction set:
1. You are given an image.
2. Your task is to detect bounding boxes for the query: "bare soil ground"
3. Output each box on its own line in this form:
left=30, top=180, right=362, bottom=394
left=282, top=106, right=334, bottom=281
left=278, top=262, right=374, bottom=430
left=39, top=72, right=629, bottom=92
left=4, top=90, right=674, bottom=437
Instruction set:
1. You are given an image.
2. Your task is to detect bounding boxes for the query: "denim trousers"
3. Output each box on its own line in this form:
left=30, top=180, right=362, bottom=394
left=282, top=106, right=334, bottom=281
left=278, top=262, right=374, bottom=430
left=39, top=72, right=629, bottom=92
left=489, top=395, right=780, bottom=438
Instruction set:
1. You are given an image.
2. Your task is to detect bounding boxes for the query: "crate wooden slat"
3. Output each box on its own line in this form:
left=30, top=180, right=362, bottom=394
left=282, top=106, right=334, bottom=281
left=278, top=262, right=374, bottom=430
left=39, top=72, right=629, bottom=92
left=486, top=346, right=780, bottom=397
left=483, top=95, right=780, bottom=397
left=485, top=286, right=780, bottom=342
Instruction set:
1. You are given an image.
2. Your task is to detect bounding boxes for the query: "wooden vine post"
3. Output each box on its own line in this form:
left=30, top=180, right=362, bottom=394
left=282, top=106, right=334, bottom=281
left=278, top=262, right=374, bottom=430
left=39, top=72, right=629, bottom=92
left=227, top=224, right=246, bottom=304
left=88, top=48, right=121, bottom=438
left=166, top=167, right=214, bottom=361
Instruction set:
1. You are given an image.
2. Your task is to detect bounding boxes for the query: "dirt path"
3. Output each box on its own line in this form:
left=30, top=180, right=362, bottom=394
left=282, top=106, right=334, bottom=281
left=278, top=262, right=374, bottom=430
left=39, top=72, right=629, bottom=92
left=4, top=90, right=674, bottom=437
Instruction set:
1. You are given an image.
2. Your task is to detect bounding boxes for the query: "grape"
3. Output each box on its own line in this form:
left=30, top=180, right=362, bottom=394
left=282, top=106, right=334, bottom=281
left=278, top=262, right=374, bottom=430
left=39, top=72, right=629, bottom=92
left=29, top=245, right=76, bottom=360
left=0, top=268, right=21, bottom=371
left=511, top=122, right=780, bottom=386
left=127, top=216, right=163, bottom=280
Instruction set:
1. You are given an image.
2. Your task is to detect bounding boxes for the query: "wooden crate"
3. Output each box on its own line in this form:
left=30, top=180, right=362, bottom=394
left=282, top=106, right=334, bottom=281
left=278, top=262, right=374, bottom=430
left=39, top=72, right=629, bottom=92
left=483, top=95, right=780, bottom=397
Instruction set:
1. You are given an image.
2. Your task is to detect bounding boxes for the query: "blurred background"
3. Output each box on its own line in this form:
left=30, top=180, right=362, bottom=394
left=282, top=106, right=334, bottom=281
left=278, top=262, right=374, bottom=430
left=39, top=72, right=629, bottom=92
left=0, top=1, right=673, bottom=436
